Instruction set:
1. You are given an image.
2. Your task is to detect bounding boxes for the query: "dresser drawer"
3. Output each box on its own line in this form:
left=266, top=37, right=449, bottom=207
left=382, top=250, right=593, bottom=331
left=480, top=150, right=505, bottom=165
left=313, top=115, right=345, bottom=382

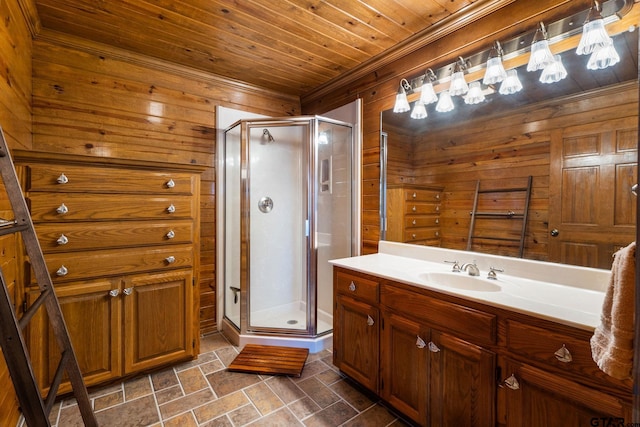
left=404, top=228, right=439, bottom=242
left=404, top=202, right=440, bottom=215
left=28, top=193, right=195, bottom=221
left=335, top=270, right=379, bottom=304
left=506, top=319, right=633, bottom=389
left=25, top=164, right=197, bottom=195
left=404, top=216, right=439, bottom=229
left=34, top=220, right=194, bottom=252
left=403, top=188, right=441, bottom=202
left=35, top=245, right=194, bottom=283
left=382, top=284, right=496, bottom=345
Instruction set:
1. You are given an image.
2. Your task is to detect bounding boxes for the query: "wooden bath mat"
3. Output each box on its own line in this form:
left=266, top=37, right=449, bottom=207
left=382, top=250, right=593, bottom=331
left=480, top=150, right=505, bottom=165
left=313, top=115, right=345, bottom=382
left=227, top=344, right=309, bottom=377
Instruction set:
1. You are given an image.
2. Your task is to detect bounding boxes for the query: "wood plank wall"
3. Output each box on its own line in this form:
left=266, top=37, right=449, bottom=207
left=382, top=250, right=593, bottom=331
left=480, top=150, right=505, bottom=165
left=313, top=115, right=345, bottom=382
left=30, top=31, right=300, bottom=337
left=0, top=0, right=32, bottom=424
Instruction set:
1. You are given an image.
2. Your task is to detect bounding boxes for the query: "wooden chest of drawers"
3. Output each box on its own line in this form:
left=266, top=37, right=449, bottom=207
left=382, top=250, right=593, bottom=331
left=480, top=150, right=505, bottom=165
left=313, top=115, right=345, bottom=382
left=14, top=152, right=203, bottom=392
left=386, top=185, right=442, bottom=246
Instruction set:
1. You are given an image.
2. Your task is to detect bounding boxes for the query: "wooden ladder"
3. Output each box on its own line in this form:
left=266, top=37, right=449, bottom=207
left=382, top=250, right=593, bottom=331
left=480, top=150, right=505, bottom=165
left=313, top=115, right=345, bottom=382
left=467, top=176, right=532, bottom=258
left=0, top=127, right=97, bottom=427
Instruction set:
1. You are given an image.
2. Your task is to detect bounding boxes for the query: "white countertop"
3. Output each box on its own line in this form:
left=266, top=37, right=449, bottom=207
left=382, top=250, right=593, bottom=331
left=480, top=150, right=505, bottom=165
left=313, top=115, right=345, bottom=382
left=330, top=241, right=612, bottom=331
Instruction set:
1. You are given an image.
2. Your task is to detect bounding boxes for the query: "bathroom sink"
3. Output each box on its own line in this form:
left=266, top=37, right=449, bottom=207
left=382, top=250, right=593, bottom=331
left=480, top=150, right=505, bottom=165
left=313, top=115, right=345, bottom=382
left=418, top=272, right=501, bottom=292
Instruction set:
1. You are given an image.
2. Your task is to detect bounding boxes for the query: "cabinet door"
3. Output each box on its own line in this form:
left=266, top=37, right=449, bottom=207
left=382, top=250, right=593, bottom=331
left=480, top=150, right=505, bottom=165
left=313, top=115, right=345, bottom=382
left=334, top=294, right=379, bottom=392
left=381, top=311, right=428, bottom=425
left=503, top=360, right=631, bottom=426
left=429, top=330, right=495, bottom=427
left=124, top=270, right=194, bottom=373
left=29, top=278, right=122, bottom=392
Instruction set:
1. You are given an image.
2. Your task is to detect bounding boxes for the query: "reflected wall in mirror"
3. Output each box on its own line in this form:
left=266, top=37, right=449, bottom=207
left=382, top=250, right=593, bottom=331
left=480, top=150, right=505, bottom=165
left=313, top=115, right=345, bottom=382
left=381, top=29, right=638, bottom=270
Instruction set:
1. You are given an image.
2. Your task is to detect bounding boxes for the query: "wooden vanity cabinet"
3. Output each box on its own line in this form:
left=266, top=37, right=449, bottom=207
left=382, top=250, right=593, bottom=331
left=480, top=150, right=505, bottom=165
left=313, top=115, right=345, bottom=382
left=15, top=152, right=202, bottom=392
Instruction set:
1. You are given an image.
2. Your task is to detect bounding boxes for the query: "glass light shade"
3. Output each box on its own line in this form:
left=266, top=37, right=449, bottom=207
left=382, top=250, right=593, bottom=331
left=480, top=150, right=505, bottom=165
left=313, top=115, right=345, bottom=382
left=393, top=91, right=410, bottom=113
left=449, top=71, right=468, bottom=96
left=419, top=81, right=438, bottom=105
left=435, top=90, right=455, bottom=113
left=527, top=39, right=555, bottom=72
left=540, top=55, right=568, bottom=84
left=410, top=100, right=428, bottom=119
left=499, top=69, right=523, bottom=95
left=483, top=56, right=507, bottom=85
left=577, top=18, right=612, bottom=55
left=464, top=82, right=485, bottom=105
left=587, top=41, right=620, bottom=70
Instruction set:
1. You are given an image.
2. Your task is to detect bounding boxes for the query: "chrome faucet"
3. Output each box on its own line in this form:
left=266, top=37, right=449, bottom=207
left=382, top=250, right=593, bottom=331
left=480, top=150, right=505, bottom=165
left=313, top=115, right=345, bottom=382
left=461, top=261, right=480, bottom=276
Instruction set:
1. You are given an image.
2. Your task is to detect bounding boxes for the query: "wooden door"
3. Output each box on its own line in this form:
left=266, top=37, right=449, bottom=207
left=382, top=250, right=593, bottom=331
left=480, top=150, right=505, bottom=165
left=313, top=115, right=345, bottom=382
left=30, top=277, right=122, bottom=392
left=380, top=310, right=428, bottom=425
left=124, top=270, right=193, bottom=373
left=549, top=118, right=637, bottom=269
left=503, top=360, right=630, bottom=426
left=429, top=330, right=495, bottom=427
left=334, top=294, right=379, bottom=392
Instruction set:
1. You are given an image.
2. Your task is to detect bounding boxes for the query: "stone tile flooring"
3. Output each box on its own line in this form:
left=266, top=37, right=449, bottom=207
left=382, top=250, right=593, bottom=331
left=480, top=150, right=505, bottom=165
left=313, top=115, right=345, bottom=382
left=47, top=333, right=410, bottom=426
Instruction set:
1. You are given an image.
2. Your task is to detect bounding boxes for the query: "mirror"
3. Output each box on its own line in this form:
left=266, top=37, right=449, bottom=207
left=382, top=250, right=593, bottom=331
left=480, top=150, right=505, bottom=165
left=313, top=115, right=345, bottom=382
left=381, top=29, right=638, bottom=270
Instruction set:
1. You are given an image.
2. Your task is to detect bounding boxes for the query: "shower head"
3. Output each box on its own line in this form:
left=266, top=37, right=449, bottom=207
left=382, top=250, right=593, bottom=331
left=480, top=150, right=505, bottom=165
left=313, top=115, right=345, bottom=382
left=263, top=129, right=275, bottom=143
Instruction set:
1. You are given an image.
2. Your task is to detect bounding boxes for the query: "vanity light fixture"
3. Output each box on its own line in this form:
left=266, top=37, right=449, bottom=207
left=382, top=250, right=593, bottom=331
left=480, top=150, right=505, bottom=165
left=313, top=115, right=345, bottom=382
left=419, top=69, right=439, bottom=105
left=410, top=100, right=428, bottom=119
left=435, top=90, right=455, bottom=113
left=499, top=69, right=523, bottom=95
left=539, top=54, right=568, bottom=84
left=577, top=1, right=613, bottom=55
left=483, top=41, right=507, bottom=85
left=464, top=82, right=486, bottom=105
left=527, top=22, right=555, bottom=72
left=449, top=57, right=469, bottom=96
left=393, top=78, right=411, bottom=113
left=587, top=39, right=620, bottom=69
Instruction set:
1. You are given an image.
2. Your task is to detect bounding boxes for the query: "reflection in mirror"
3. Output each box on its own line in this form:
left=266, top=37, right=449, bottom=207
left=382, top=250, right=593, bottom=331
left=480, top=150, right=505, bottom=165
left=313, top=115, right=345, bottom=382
left=381, top=29, right=638, bottom=270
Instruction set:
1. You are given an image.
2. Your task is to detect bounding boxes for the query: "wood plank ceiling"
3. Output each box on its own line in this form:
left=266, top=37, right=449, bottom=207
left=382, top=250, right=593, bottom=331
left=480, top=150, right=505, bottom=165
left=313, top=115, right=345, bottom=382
left=33, top=0, right=488, bottom=96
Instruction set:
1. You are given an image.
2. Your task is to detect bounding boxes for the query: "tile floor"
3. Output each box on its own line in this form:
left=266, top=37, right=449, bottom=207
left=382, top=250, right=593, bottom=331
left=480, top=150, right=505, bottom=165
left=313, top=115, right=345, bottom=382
left=45, top=333, right=411, bottom=426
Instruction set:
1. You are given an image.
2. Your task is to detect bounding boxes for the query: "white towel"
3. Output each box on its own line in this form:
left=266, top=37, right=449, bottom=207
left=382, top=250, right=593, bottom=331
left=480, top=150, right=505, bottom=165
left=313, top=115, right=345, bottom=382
left=590, top=241, right=636, bottom=380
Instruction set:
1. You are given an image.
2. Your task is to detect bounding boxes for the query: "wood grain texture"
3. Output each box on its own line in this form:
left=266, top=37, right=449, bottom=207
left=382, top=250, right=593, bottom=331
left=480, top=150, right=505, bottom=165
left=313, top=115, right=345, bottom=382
left=227, top=344, right=309, bottom=377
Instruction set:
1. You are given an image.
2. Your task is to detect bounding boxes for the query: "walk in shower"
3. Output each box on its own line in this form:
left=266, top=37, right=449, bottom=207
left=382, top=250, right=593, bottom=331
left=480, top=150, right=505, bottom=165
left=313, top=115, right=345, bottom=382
left=219, top=116, right=356, bottom=351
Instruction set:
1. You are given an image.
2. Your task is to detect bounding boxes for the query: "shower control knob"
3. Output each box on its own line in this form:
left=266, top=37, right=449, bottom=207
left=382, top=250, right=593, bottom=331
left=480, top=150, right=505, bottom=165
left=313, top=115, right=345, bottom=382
left=550, top=228, right=559, bottom=237
left=348, top=281, right=356, bottom=292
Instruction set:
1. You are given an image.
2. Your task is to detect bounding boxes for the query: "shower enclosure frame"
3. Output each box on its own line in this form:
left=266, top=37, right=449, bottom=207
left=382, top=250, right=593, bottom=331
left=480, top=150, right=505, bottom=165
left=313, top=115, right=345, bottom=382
left=218, top=115, right=357, bottom=348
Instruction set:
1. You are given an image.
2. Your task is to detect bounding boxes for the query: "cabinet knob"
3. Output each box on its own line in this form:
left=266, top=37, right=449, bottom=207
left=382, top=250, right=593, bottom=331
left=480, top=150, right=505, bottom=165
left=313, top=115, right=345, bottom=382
left=165, top=256, right=176, bottom=264
left=166, top=230, right=175, bottom=239
left=167, top=204, right=176, bottom=213
left=412, top=206, right=417, bottom=212
left=435, top=205, right=439, bottom=212
left=412, top=192, right=417, bottom=198
left=428, top=341, right=440, bottom=353
left=123, top=287, right=133, bottom=296
left=109, top=289, right=120, bottom=297
left=435, top=218, right=439, bottom=224
left=56, top=265, right=68, bottom=276
left=57, top=234, right=69, bottom=245
left=412, top=233, right=416, bottom=239
left=56, top=173, right=69, bottom=184
left=412, top=219, right=416, bottom=225
left=503, top=374, right=520, bottom=390
left=435, top=231, right=439, bottom=237
left=554, top=344, right=572, bottom=363
left=166, top=179, right=175, bottom=188
left=348, top=281, right=356, bottom=292
left=435, top=194, right=440, bottom=200
left=56, top=203, right=69, bottom=214
left=367, top=315, right=374, bottom=326
left=416, top=336, right=426, bottom=349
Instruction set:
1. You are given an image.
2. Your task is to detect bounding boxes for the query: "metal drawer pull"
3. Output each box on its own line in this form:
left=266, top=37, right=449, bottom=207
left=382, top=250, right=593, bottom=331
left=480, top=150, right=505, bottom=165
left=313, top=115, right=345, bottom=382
left=436, top=205, right=439, bottom=212
left=348, top=281, right=356, bottom=292
left=412, top=206, right=417, bottom=212
left=165, top=256, right=176, bottom=264
left=166, top=179, right=175, bottom=188
left=367, top=315, right=374, bottom=326
left=166, top=204, right=176, bottom=213
left=412, top=233, right=416, bottom=239
left=416, top=336, right=426, bottom=349
left=56, top=173, right=69, bottom=184
left=56, top=265, right=68, bottom=276
left=435, top=194, right=440, bottom=200
left=428, top=341, right=440, bottom=353
left=166, top=230, right=175, bottom=239
left=109, top=289, right=120, bottom=297
left=57, top=234, right=69, bottom=245
left=56, top=203, right=69, bottom=214
left=554, top=344, right=573, bottom=363
left=504, top=374, right=520, bottom=390
left=435, top=218, right=439, bottom=224
left=412, top=219, right=416, bottom=225
left=435, top=231, right=439, bottom=237
left=123, top=287, right=133, bottom=296
left=412, top=192, right=417, bottom=198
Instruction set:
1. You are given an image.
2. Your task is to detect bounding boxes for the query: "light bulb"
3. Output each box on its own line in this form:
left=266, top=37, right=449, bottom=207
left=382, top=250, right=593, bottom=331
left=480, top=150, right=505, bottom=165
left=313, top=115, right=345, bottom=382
left=419, top=81, right=438, bottom=105
left=393, top=90, right=410, bottom=113
left=435, top=90, right=455, bottom=113
left=449, top=71, right=468, bottom=96
left=464, top=82, right=485, bottom=105
left=483, top=56, right=507, bottom=85
left=410, top=100, right=428, bottom=119
left=499, top=69, right=523, bottom=95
